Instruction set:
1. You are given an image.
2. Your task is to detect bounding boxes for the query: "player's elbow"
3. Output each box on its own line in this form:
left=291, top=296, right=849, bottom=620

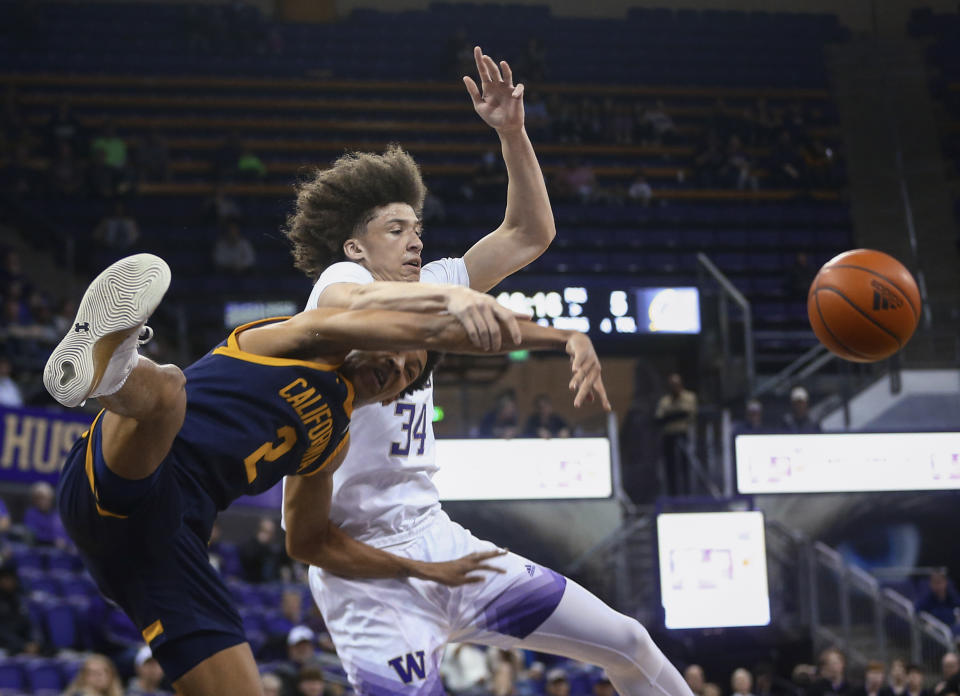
left=285, top=521, right=329, bottom=566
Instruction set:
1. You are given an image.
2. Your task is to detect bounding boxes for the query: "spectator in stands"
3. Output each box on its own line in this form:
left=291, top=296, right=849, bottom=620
left=52, top=298, right=77, bottom=336
left=213, top=222, right=257, bottom=274
left=0, top=560, right=41, bottom=655
left=546, top=668, right=571, bottom=696
left=655, top=373, right=697, bottom=496
left=906, top=664, right=928, bottom=696
left=91, top=121, right=130, bottom=183
left=732, top=669, right=755, bottom=696
left=768, top=131, right=805, bottom=188
left=207, top=521, right=241, bottom=578
left=937, top=654, right=960, bottom=696
left=853, top=661, right=892, bottom=696
left=692, top=130, right=726, bottom=188
left=524, top=91, right=550, bottom=138
left=281, top=588, right=304, bottom=626
left=49, top=141, right=84, bottom=197
left=136, top=130, right=170, bottom=184
left=238, top=516, right=287, bottom=583
left=889, top=659, right=908, bottom=696
left=489, top=648, right=525, bottom=696
left=24, top=481, right=68, bottom=547
left=446, top=29, right=475, bottom=80
left=553, top=157, right=597, bottom=203
left=237, top=145, right=267, bottom=180
left=723, top=135, right=759, bottom=191
left=684, top=665, right=706, bottom=696
left=642, top=100, right=678, bottom=145
left=274, top=626, right=320, bottom=696
left=204, top=185, right=243, bottom=227
left=64, top=654, right=124, bottom=696
left=628, top=173, right=654, bottom=206
left=785, top=252, right=817, bottom=299
left=422, top=189, right=446, bottom=225
left=261, top=673, right=283, bottom=696
left=524, top=394, right=570, bottom=438
left=465, top=151, right=508, bottom=203
left=45, top=99, right=85, bottom=158
left=126, top=645, right=169, bottom=696
left=915, top=571, right=960, bottom=631
left=296, top=666, right=326, bottom=696
left=0, top=495, right=9, bottom=535
left=783, top=387, right=821, bottom=433
left=478, top=389, right=519, bottom=439
left=594, top=673, right=615, bottom=696
left=809, top=649, right=851, bottom=696
left=0, top=357, right=23, bottom=407
left=517, top=37, right=547, bottom=83
left=703, top=683, right=723, bottom=696
left=441, top=643, right=491, bottom=693
left=93, top=202, right=141, bottom=250
left=792, top=664, right=817, bottom=695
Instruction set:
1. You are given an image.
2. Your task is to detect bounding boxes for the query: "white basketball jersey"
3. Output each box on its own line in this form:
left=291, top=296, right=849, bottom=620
left=285, top=258, right=470, bottom=548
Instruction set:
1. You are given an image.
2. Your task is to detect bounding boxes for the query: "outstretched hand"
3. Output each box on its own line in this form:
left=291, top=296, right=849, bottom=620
left=463, top=46, right=525, bottom=134
left=409, top=549, right=508, bottom=586
left=565, top=333, right=612, bottom=411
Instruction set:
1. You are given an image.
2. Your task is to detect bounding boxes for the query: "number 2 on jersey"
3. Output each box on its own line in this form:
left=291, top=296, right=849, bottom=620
left=390, top=402, right=427, bottom=456
left=244, top=426, right=297, bottom=483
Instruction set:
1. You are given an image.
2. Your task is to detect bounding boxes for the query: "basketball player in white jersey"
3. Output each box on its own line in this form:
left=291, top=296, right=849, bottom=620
left=281, top=47, right=694, bottom=696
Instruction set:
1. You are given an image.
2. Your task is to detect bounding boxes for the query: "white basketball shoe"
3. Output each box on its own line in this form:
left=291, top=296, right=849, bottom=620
left=43, top=253, right=170, bottom=408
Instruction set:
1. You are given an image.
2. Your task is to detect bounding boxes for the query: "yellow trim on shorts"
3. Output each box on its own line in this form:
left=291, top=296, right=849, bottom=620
left=142, top=619, right=164, bottom=644
left=213, top=316, right=343, bottom=371
left=84, top=410, right=128, bottom=519
left=300, top=431, right=351, bottom=477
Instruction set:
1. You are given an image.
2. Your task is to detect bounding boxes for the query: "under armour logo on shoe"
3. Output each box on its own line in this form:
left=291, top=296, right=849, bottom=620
left=74, top=322, right=90, bottom=333
left=525, top=564, right=536, bottom=577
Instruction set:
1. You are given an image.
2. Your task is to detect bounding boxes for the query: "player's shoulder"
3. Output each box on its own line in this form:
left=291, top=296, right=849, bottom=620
left=316, top=261, right=375, bottom=286
left=421, top=257, right=469, bottom=287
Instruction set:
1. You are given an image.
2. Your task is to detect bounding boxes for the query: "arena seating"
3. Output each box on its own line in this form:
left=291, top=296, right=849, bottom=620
left=0, top=2, right=854, bottom=371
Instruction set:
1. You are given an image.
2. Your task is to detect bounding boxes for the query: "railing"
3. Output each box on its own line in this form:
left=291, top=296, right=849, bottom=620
left=697, top=252, right=755, bottom=398
left=569, top=512, right=954, bottom=674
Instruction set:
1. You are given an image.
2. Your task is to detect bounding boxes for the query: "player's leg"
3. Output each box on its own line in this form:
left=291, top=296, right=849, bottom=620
left=172, top=643, right=262, bottom=696
left=44, top=253, right=183, bottom=480
left=510, top=579, right=693, bottom=696
left=307, top=560, right=450, bottom=695
left=445, top=525, right=691, bottom=696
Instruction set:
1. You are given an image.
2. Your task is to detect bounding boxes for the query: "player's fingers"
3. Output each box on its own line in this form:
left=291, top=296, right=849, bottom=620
left=513, top=83, right=524, bottom=99
left=595, top=379, right=612, bottom=412
left=483, top=53, right=503, bottom=82
left=492, top=304, right=523, bottom=345
left=462, top=76, right=482, bottom=105
left=574, top=366, right=600, bottom=407
left=480, top=305, right=502, bottom=351
left=471, top=307, right=494, bottom=352
left=470, top=549, right=508, bottom=561
left=500, top=60, right=513, bottom=86
left=459, top=312, right=483, bottom=348
left=474, top=46, right=491, bottom=84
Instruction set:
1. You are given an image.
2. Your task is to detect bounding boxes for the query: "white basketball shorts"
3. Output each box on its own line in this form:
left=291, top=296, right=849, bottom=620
left=308, top=512, right=567, bottom=695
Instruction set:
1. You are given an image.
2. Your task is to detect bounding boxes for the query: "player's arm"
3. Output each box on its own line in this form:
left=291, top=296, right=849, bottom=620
left=278, top=308, right=610, bottom=409
left=283, top=457, right=505, bottom=585
left=317, top=281, right=525, bottom=351
left=461, top=47, right=556, bottom=292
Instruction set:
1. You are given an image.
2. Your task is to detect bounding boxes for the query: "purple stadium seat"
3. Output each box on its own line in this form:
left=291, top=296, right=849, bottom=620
left=10, top=547, right=44, bottom=573
left=105, top=607, right=142, bottom=645
left=43, top=601, right=78, bottom=650
left=23, top=659, right=64, bottom=693
left=0, top=660, right=26, bottom=692
left=45, top=548, right=82, bottom=573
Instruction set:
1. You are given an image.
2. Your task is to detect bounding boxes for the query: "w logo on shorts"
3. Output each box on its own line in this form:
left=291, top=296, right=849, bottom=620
left=388, top=651, right=426, bottom=683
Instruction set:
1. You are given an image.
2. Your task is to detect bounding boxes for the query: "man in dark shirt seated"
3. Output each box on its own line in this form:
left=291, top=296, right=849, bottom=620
left=524, top=394, right=570, bottom=438
left=915, top=571, right=960, bottom=634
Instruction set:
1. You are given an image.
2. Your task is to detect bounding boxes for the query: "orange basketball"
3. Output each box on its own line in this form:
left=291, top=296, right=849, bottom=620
left=807, top=249, right=922, bottom=363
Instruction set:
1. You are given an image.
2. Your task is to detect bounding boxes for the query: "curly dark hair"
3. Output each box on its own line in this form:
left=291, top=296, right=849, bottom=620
left=397, top=351, right=443, bottom=399
left=283, top=145, right=426, bottom=280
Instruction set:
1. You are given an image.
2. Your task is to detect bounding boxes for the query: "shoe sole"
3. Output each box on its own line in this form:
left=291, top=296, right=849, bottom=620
left=43, top=253, right=171, bottom=408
